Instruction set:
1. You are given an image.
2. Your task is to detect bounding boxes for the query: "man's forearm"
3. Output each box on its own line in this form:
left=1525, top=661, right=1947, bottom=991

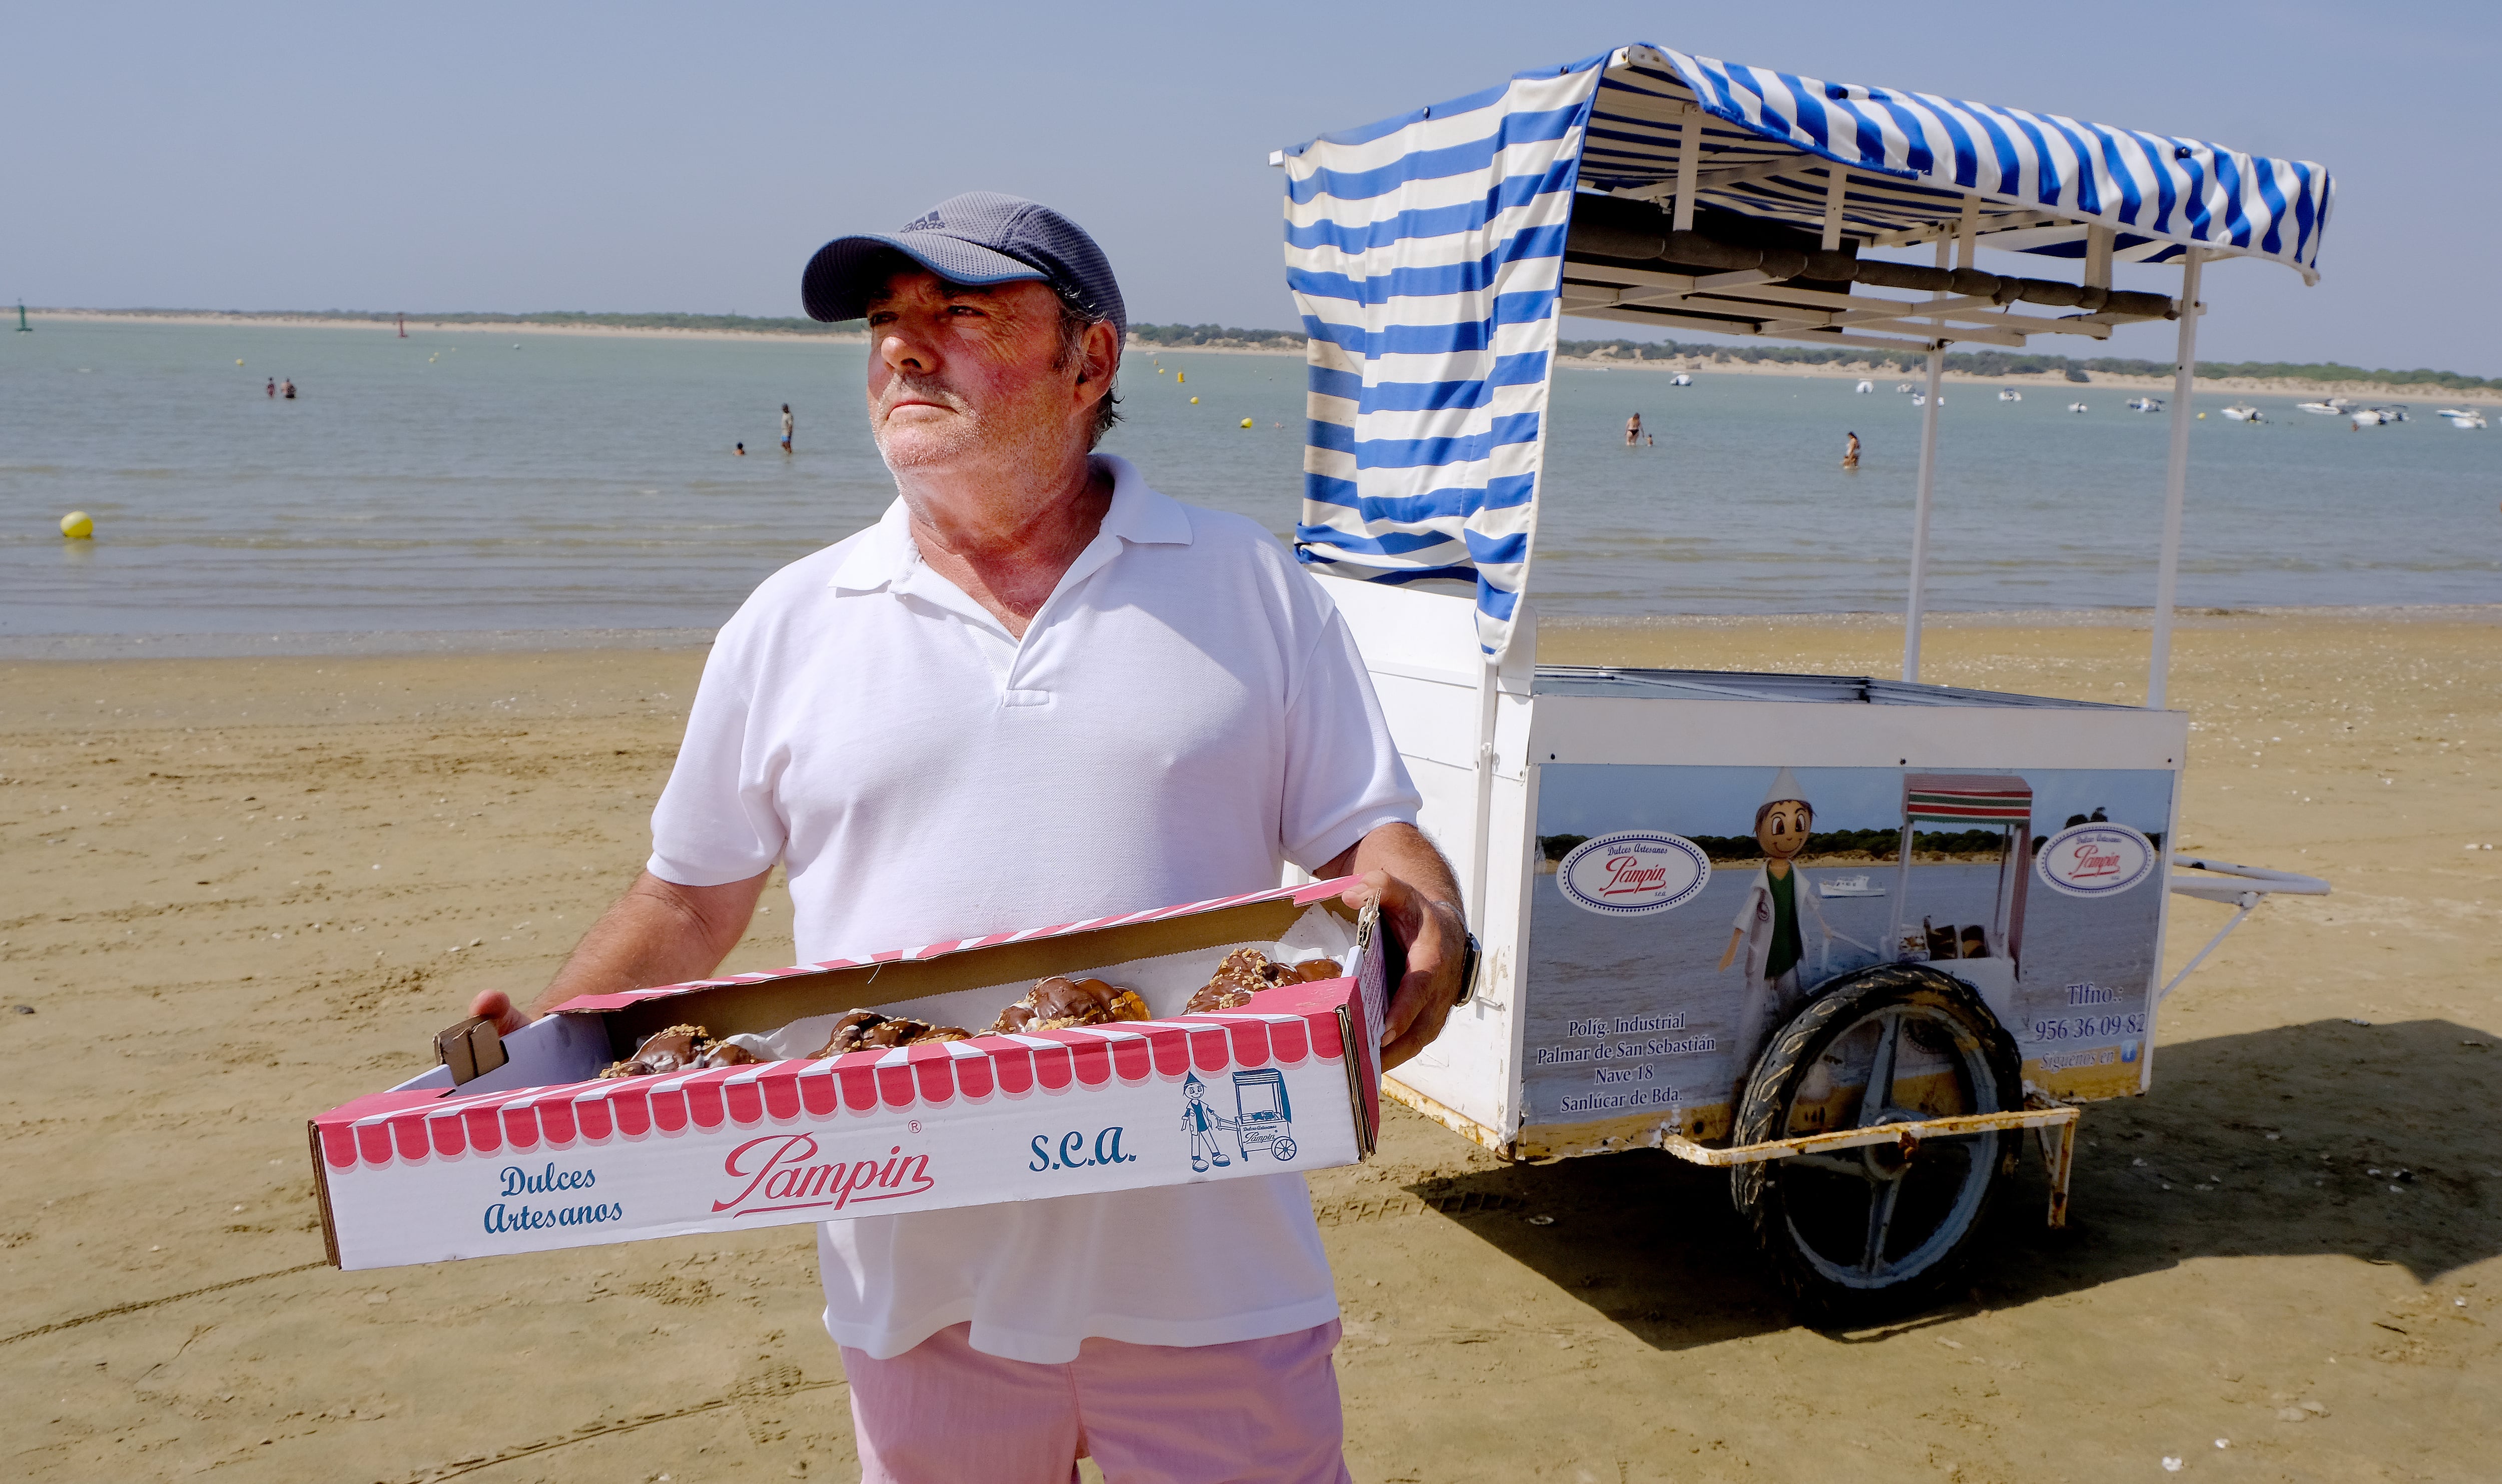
left=1341, top=824, right=1463, bottom=923
left=526, top=869, right=768, bottom=1018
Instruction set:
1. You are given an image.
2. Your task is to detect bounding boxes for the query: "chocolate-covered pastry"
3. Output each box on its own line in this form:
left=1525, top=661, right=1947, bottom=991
left=809, top=1010, right=969, bottom=1058
left=1184, top=951, right=1338, bottom=1014
left=987, top=977, right=1148, bottom=1035
left=1185, top=981, right=1256, bottom=1014
left=596, top=1024, right=711, bottom=1077
left=696, top=1041, right=760, bottom=1069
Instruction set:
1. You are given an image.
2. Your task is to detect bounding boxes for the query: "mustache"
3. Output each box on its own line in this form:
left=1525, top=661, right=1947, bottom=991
left=875, top=374, right=972, bottom=418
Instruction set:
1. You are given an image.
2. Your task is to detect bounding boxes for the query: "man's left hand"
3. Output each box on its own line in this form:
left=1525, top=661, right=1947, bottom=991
left=1340, top=868, right=1466, bottom=1072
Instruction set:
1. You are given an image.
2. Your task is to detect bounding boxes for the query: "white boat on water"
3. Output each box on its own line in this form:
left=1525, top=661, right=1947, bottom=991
left=1855, top=379, right=1873, bottom=393
left=1817, top=874, right=1886, bottom=898
left=1912, top=392, right=1945, bottom=407
left=1997, top=388, right=2022, bottom=402
left=2220, top=404, right=2264, bottom=422
left=1669, top=373, right=1692, bottom=386
left=2067, top=401, right=2090, bottom=413
left=2436, top=407, right=2488, bottom=428
left=2128, top=396, right=2164, bottom=413
left=2350, top=407, right=2387, bottom=427
left=1895, top=382, right=1914, bottom=394
left=2296, top=397, right=2353, bottom=415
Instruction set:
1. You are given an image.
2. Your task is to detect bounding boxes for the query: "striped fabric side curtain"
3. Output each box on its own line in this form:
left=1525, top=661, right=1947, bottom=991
left=1282, top=57, right=1609, bottom=659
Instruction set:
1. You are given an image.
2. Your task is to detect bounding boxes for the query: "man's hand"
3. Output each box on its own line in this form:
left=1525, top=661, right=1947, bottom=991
left=464, top=869, right=769, bottom=1039
left=1323, top=823, right=1468, bottom=1072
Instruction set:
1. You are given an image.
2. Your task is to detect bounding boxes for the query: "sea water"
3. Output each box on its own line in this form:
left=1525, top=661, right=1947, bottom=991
left=3, top=318, right=2493, bottom=647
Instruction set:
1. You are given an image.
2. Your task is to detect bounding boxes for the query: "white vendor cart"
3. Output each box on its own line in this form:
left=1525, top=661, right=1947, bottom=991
left=1274, top=43, right=2331, bottom=1318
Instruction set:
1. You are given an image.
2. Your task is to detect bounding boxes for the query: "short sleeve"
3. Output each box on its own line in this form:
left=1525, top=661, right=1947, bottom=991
left=647, top=625, right=788, bottom=887
left=1276, top=604, right=1422, bottom=871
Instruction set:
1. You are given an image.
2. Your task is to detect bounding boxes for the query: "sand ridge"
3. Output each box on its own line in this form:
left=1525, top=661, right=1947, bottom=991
left=2, top=614, right=2496, bottom=1481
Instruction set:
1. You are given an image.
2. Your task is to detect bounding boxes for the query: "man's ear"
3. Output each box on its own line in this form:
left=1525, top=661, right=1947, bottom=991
left=1079, top=319, right=1121, bottom=388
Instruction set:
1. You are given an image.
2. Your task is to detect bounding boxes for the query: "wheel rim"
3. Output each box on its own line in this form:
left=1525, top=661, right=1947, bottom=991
left=1771, top=1004, right=2003, bottom=1291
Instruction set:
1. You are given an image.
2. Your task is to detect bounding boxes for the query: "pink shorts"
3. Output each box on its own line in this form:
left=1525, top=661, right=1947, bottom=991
left=843, top=1320, right=1351, bottom=1484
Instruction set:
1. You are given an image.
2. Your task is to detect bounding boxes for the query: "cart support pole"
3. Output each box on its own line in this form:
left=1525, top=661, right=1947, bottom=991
left=1464, top=657, right=1499, bottom=945
left=2147, top=249, right=2204, bottom=710
left=1902, top=342, right=1946, bottom=682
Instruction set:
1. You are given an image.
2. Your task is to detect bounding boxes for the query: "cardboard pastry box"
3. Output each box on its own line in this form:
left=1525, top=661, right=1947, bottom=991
left=310, top=881, right=1387, bottom=1270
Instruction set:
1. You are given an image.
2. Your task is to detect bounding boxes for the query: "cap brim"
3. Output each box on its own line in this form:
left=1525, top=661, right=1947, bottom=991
left=800, top=231, right=1047, bottom=323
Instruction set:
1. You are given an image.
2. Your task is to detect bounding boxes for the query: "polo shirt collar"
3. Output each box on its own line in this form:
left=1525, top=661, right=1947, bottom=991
left=829, top=453, right=1190, bottom=597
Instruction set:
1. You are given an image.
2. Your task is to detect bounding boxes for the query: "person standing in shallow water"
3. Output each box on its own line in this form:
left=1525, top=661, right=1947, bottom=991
left=265, top=377, right=276, bottom=399
left=1842, top=430, right=1860, bottom=469
left=781, top=403, right=795, bottom=453
left=1625, top=411, right=1643, bottom=446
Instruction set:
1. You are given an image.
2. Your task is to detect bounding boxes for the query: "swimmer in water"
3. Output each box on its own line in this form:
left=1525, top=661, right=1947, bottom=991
left=735, top=441, right=746, bottom=456
left=281, top=378, right=297, bottom=400
left=266, top=377, right=276, bottom=399
left=1625, top=411, right=1643, bottom=446
left=1841, top=430, right=1860, bottom=470
left=781, top=403, right=794, bottom=453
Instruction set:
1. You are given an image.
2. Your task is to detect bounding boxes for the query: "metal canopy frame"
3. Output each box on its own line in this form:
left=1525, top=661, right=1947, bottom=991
left=1538, top=47, right=2295, bottom=704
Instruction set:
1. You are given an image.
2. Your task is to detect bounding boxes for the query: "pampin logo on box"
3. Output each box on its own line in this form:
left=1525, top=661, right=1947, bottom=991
left=1557, top=832, right=1711, bottom=917
left=2035, top=823, right=2158, bottom=899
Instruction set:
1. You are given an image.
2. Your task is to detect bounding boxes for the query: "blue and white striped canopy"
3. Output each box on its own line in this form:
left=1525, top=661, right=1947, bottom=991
left=1282, top=44, right=2333, bottom=657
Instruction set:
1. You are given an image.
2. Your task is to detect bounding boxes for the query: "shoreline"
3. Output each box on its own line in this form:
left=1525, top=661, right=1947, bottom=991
left=5, top=603, right=2494, bottom=663
left=36, top=310, right=2499, bottom=404
left=29, top=309, right=873, bottom=348
left=1544, top=350, right=2502, bottom=403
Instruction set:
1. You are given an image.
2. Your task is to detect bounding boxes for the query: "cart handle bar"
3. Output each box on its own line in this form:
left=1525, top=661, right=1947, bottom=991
left=2170, top=857, right=2330, bottom=895
left=1658, top=1103, right=2077, bottom=1168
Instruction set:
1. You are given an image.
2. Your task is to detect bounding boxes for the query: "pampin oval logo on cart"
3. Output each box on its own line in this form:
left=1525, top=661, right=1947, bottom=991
left=1558, top=833, right=1710, bottom=916
left=2035, top=823, right=2157, bottom=898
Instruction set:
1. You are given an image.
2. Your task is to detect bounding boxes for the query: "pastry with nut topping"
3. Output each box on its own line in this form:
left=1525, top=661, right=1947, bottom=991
left=987, top=976, right=1150, bottom=1035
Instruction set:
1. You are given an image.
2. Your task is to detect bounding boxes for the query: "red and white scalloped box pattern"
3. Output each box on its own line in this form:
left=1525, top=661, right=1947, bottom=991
left=310, top=882, right=1385, bottom=1271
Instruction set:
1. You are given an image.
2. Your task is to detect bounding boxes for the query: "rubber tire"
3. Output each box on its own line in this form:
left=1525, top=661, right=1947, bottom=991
left=1730, top=964, right=2022, bottom=1326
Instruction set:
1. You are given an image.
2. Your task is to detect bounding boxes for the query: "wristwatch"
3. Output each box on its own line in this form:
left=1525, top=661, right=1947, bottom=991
left=1454, top=929, right=1482, bottom=1007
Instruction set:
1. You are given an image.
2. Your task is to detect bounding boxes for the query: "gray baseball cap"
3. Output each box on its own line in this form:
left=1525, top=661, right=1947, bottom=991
left=800, top=192, right=1126, bottom=342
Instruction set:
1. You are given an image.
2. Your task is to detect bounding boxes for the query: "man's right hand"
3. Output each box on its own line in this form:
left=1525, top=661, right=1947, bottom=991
left=470, top=989, right=530, bottom=1036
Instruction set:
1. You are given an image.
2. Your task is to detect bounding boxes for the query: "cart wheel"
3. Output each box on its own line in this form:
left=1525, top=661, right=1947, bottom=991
left=1730, top=964, right=2021, bottom=1324
left=1273, top=1139, right=1298, bottom=1161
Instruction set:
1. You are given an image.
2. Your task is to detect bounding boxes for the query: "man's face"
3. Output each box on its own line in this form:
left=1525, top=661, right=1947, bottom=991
left=862, top=269, right=1106, bottom=476
left=1757, top=801, right=1813, bottom=862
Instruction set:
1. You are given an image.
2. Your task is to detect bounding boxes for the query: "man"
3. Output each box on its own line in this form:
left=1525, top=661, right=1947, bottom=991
left=469, top=192, right=1468, bottom=1483
left=782, top=401, right=796, bottom=452
left=1716, top=767, right=1835, bottom=1108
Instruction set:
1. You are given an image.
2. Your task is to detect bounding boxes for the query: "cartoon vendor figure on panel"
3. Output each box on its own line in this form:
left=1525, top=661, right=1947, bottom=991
left=1181, top=1072, right=1236, bottom=1172
left=1716, top=767, right=1836, bottom=1104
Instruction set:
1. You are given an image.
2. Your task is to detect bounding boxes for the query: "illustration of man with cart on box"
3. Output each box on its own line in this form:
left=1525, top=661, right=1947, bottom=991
left=1179, top=1071, right=1237, bottom=1172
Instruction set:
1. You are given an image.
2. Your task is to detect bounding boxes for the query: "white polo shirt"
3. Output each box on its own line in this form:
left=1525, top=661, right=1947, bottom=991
left=647, top=453, right=1419, bottom=1363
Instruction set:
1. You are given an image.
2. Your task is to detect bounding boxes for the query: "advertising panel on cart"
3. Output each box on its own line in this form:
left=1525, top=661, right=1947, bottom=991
left=1272, top=42, right=2331, bottom=1315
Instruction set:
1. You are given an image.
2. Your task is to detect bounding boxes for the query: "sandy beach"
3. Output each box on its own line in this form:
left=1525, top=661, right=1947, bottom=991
left=5, top=611, right=2497, bottom=1482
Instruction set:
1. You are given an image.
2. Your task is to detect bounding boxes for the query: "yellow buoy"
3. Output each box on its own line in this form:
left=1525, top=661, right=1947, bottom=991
left=60, top=511, right=95, bottom=539
left=2197, top=411, right=2206, bottom=419
left=236, top=359, right=245, bottom=366
left=1189, top=396, right=1199, bottom=404
left=1240, top=418, right=1254, bottom=428
left=1176, top=372, right=1184, bottom=384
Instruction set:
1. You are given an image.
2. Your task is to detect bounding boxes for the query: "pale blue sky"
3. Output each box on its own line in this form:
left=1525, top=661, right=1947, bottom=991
left=8, top=2, right=2492, bottom=373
